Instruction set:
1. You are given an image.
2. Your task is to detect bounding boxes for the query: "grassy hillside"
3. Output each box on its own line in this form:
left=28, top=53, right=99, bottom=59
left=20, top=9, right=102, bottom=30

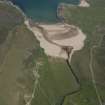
left=88, top=0, right=105, bottom=7
left=62, top=0, right=105, bottom=105
left=0, top=2, right=24, bottom=66
left=1, top=0, right=105, bottom=105
left=0, top=2, right=24, bottom=44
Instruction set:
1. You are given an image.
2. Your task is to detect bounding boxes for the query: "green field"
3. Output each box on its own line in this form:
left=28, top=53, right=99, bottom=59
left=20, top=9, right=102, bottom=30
left=61, top=0, right=105, bottom=104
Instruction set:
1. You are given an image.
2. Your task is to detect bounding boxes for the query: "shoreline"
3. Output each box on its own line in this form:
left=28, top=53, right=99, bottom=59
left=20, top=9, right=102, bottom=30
left=0, top=0, right=88, bottom=62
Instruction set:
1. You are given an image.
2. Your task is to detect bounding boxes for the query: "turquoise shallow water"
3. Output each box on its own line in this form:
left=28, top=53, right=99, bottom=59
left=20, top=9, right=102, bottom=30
left=11, top=0, right=79, bottom=23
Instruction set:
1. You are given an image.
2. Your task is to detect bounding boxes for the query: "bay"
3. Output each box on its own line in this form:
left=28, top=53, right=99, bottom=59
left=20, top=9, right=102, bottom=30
left=10, top=0, right=79, bottom=23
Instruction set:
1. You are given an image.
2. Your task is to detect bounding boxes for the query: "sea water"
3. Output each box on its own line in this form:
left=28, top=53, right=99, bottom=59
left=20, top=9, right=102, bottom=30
left=10, top=0, right=79, bottom=23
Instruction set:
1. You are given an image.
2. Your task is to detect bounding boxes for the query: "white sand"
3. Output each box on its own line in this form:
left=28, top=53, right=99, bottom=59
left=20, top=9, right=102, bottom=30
left=25, top=20, right=68, bottom=59
left=40, top=24, right=77, bottom=39
left=53, top=28, right=86, bottom=50
left=53, top=28, right=86, bottom=61
left=25, top=20, right=86, bottom=61
left=79, top=0, right=90, bottom=7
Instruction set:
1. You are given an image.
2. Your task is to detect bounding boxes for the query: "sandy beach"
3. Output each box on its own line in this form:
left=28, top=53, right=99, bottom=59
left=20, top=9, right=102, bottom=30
left=25, top=20, right=86, bottom=61
left=79, top=0, right=90, bottom=7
